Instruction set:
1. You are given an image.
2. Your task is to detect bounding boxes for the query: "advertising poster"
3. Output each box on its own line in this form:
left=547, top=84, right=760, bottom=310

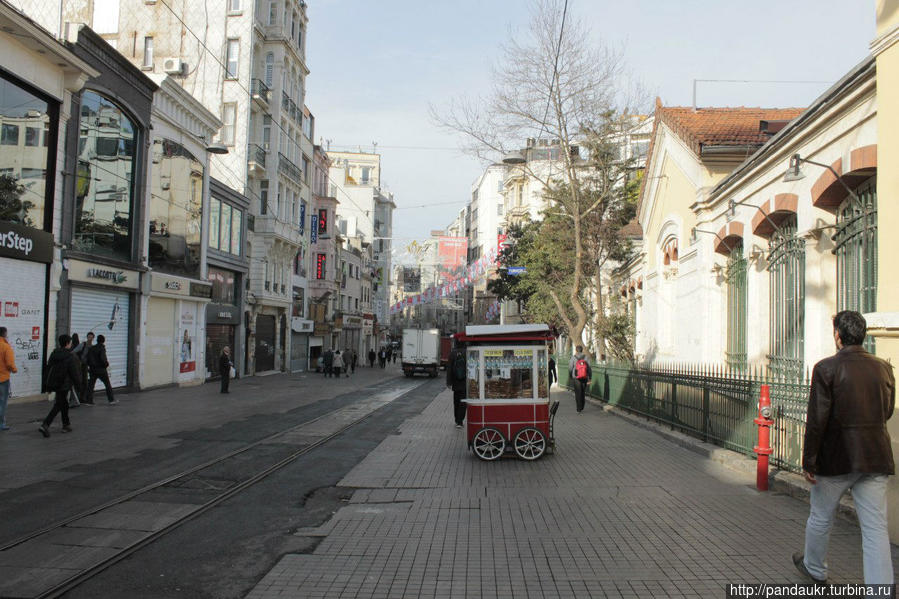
left=178, top=303, right=198, bottom=377
left=0, top=257, right=45, bottom=397
left=437, top=236, right=468, bottom=270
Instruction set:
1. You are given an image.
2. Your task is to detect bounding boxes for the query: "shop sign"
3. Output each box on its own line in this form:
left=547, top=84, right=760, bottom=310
left=344, top=315, right=362, bottom=328
left=291, top=317, right=313, bottom=333
left=0, top=221, right=53, bottom=264
left=313, top=323, right=329, bottom=336
left=66, top=259, right=140, bottom=290
left=87, top=268, right=127, bottom=284
left=151, top=274, right=190, bottom=296
left=190, top=282, right=213, bottom=299
left=206, top=303, right=239, bottom=324
left=310, top=215, right=318, bottom=243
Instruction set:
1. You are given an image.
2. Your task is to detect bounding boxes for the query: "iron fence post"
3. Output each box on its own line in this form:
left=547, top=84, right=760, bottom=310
left=702, top=385, right=710, bottom=442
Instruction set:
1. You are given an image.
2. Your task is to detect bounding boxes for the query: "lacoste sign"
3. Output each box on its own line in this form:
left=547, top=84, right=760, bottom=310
left=87, top=268, right=127, bottom=284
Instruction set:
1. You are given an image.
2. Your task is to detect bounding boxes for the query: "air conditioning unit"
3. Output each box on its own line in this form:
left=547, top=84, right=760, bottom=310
left=163, top=57, right=185, bottom=75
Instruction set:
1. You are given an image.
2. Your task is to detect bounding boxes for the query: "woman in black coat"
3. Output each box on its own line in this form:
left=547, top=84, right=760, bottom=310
left=219, top=346, right=233, bottom=394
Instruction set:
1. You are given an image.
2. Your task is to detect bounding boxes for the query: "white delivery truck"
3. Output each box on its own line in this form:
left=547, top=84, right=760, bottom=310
left=401, top=328, right=440, bottom=378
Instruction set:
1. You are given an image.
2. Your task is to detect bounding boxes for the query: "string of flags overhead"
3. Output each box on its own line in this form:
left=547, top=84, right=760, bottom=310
left=389, top=246, right=499, bottom=315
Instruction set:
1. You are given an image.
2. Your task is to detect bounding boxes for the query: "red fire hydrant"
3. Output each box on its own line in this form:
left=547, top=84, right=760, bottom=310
left=753, top=384, right=774, bottom=491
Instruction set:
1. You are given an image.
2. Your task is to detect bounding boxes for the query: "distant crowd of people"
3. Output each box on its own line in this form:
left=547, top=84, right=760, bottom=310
left=316, top=345, right=398, bottom=378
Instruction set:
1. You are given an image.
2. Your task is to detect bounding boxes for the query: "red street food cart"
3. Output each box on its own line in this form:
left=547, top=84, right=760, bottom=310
left=454, top=324, right=559, bottom=461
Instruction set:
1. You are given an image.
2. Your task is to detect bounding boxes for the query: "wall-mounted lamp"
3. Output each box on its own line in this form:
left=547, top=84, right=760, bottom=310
left=783, top=153, right=858, bottom=202
left=200, top=135, right=228, bottom=155
left=691, top=227, right=733, bottom=253
left=728, top=197, right=782, bottom=236
left=502, top=150, right=526, bottom=165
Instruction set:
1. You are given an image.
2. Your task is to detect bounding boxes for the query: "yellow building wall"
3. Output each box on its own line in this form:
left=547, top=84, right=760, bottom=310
left=645, top=153, right=698, bottom=272
left=875, top=0, right=899, bottom=542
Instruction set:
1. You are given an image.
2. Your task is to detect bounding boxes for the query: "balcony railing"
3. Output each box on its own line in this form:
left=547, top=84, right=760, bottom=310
left=250, top=78, right=271, bottom=106
left=248, top=143, right=267, bottom=167
left=289, top=99, right=299, bottom=122
left=278, top=152, right=302, bottom=182
left=282, top=91, right=290, bottom=112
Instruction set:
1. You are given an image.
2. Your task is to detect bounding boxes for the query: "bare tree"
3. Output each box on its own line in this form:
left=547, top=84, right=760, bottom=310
left=433, top=0, right=644, bottom=354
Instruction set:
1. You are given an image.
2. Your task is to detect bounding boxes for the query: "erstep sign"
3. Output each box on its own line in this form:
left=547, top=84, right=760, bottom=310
left=0, top=221, right=53, bottom=264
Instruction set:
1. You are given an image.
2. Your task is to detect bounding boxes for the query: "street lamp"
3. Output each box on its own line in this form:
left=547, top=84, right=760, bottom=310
left=502, top=150, right=526, bottom=165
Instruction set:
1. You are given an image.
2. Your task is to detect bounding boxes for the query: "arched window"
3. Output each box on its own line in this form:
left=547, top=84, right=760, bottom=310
left=74, top=91, right=137, bottom=260
left=834, top=176, right=876, bottom=351
left=767, top=215, right=805, bottom=379
left=662, top=237, right=678, bottom=266
left=725, top=242, right=747, bottom=370
left=264, top=52, right=274, bottom=87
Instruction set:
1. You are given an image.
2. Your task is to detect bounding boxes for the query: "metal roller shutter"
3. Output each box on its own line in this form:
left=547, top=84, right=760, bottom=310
left=70, top=288, right=130, bottom=388
left=0, top=257, right=47, bottom=397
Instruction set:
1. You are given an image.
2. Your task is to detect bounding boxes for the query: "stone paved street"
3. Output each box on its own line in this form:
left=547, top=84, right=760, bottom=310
left=247, top=388, right=899, bottom=599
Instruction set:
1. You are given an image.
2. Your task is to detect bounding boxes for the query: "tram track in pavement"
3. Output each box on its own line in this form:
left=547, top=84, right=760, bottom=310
left=0, top=377, right=429, bottom=599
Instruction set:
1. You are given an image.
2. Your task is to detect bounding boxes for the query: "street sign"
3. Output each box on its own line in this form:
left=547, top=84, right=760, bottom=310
left=507, top=266, right=526, bottom=275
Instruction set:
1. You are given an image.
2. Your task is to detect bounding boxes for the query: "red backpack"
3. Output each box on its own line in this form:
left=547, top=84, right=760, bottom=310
left=574, top=358, right=589, bottom=379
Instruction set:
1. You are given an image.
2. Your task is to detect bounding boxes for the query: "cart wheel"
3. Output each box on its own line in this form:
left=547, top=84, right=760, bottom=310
left=472, top=427, right=505, bottom=461
left=513, top=427, right=546, bottom=460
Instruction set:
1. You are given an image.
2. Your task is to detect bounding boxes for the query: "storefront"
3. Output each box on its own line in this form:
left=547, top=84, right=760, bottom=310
left=342, top=314, right=362, bottom=355
left=255, top=313, right=276, bottom=372
left=143, top=273, right=212, bottom=388
left=205, top=265, right=242, bottom=380
left=65, top=259, right=140, bottom=388
left=290, top=286, right=312, bottom=371
left=362, top=313, right=375, bottom=356
left=0, top=223, right=54, bottom=396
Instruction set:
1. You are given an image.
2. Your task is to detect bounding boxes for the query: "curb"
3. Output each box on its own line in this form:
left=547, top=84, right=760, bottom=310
left=584, top=395, right=859, bottom=523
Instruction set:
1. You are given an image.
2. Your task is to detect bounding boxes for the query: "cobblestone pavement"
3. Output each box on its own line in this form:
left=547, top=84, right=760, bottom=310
left=246, top=388, right=899, bottom=599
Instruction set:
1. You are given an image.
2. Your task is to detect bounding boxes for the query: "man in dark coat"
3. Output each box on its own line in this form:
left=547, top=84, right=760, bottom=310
left=322, top=349, right=334, bottom=378
left=368, top=349, right=376, bottom=368
left=40, top=335, right=82, bottom=437
left=219, top=346, right=233, bottom=393
left=446, top=342, right=467, bottom=428
left=85, top=334, right=116, bottom=404
left=793, top=311, right=895, bottom=587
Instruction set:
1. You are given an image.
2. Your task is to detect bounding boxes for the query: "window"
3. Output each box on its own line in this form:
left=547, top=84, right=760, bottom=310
left=297, top=25, right=303, bottom=50
left=292, top=287, right=305, bottom=318
left=221, top=103, right=236, bottom=145
left=74, top=91, right=136, bottom=258
left=260, top=180, right=269, bottom=215
left=230, top=210, right=241, bottom=254
left=302, top=156, right=309, bottom=184
left=291, top=12, right=296, bottom=38
left=264, top=52, right=274, bottom=88
left=262, top=115, right=271, bottom=150
left=25, top=127, right=40, bottom=147
left=209, top=200, right=220, bottom=250
left=147, top=138, right=203, bottom=277
left=226, top=40, right=239, bottom=78
left=725, top=243, right=747, bottom=371
left=220, top=203, right=232, bottom=252
left=767, top=215, right=805, bottom=379
left=208, top=267, right=237, bottom=305
left=497, top=203, right=503, bottom=216
left=92, top=0, right=119, bottom=33
left=143, top=36, right=153, bottom=68
left=318, top=208, right=328, bottom=234
left=361, top=166, right=370, bottom=184
left=497, top=179, right=504, bottom=193
left=835, top=177, right=877, bottom=352
left=1, top=124, right=18, bottom=145
left=228, top=0, right=241, bottom=11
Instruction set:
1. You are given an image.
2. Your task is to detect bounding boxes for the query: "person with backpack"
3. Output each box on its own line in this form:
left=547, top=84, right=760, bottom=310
left=569, top=345, right=591, bottom=414
left=446, top=342, right=467, bottom=428
left=39, top=334, right=82, bottom=437
left=85, top=334, right=117, bottom=405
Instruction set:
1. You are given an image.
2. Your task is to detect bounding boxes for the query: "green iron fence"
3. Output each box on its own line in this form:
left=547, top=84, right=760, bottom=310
left=835, top=176, right=877, bottom=353
left=558, top=357, right=810, bottom=473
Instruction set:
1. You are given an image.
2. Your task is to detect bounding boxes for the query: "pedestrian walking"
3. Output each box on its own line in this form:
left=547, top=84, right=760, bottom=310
left=569, top=346, right=591, bottom=413
left=378, top=348, right=387, bottom=369
left=368, top=349, right=376, bottom=368
left=350, top=349, right=357, bottom=373
left=74, top=332, right=93, bottom=405
left=219, top=346, right=233, bottom=393
left=332, top=350, right=344, bottom=378
left=548, top=354, right=557, bottom=386
left=85, top=334, right=117, bottom=405
left=793, top=311, right=895, bottom=588
left=39, top=334, right=82, bottom=437
left=0, top=326, right=17, bottom=431
left=323, top=349, right=334, bottom=378
left=446, top=342, right=467, bottom=428
left=343, top=348, right=353, bottom=376
left=66, top=333, right=82, bottom=408
left=392, top=350, right=397, bottom=364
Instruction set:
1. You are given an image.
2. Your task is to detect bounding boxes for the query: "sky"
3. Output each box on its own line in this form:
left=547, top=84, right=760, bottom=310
left=305, top=1, right=875, bottom=265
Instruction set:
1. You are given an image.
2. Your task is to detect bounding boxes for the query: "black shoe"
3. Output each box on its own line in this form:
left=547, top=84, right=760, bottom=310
left=792, top=553, right=827, bottom=584
left=61, top=425, right=72, bottom=433
left=38, top=425, right=50, bottom=438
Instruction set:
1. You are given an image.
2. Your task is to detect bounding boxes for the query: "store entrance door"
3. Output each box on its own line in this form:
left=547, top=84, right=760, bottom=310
left=255, top=314, right=276, bottom=372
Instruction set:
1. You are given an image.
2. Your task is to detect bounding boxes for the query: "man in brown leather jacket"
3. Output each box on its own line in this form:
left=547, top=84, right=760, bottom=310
left=793, top=311, right=895, bottom=588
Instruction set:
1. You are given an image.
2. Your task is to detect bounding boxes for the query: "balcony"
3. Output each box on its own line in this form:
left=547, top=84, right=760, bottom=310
left=289, top=99, right=299, bottom=123
left=278, top=152, right=302, bottom=183
left=247, top=143, right=267, bottom=178
left=253, top=213, right=302, bottom=246
left=282, top=91, right=289, bottom=113
left=250, top=79, right=271, bottom=110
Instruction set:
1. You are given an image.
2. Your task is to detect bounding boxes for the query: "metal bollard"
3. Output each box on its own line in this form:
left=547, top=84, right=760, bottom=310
left=753, top=384, right=774, bottom=491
